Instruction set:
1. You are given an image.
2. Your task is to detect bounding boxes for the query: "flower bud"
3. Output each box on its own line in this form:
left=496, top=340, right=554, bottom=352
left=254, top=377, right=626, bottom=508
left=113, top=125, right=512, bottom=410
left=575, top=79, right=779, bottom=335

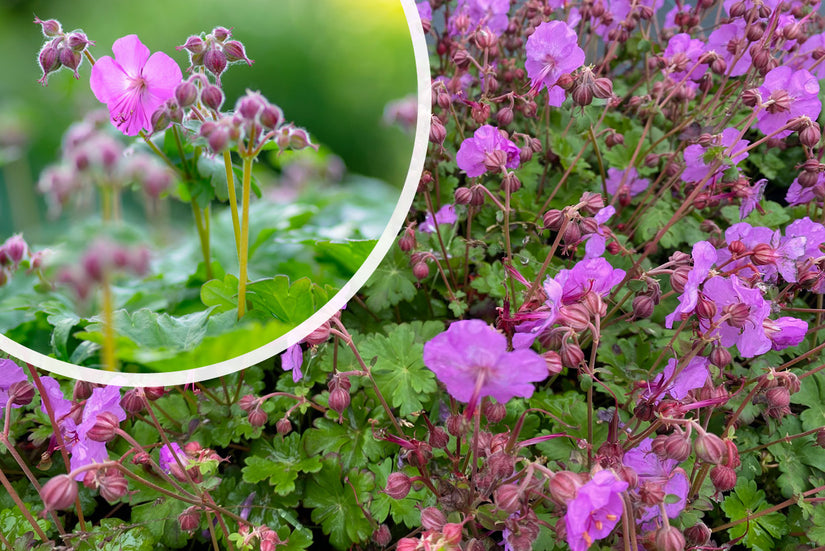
left=329, top=387, right=351, bottom=414
left=59, top=47, right=82, bottom=78
left=41, top=474, right=78, bottom=511
left=384, top=472, right=412, bottom=499
left=238, top=394, right=257, bottom=412
left=259, top=104, right=284, bottom=130
left=632, top=295, right=655, bottom=319
left=98, top=468, right=128, bottom=502
left=223, top=40, right=253, bottom=66
left=765, top=386, right=790, bottom=408
left=571, top=83, right=593, bottom=106
left=800, top=123, right=821, bottom=148
left=447, top=414, right=470, bottom=436
left=663, top=433, right=691, bottom=461
left=710, top=464, right=737, bottom=492
left=178, top=36, right=205, bottom=55
left=248, top=406, right=268, bottom=427
left=421, top=507, right=447, bottom=530
left=494, top=484, right=522, bottom=513
left=212, top=26, right=232, bottom=41
left=684, top=523, right=711, bottom=546
left=34, top=16, right=62, bottom=37
left=655, top=525, right=686, bottom=551
left=639, top=481, right=666, bottom=506
left=9, top=380, right=34, bottom=406
left=483, top=401, right=506, bottom=424
left=412, top=261, right=430, bottom=280
left=373, top=524, right=392, bottom=547
left=87, top=411, right=121, bottom=442
left=549, top=471, right=583, bottom=503
left=201, top=85, right=225, bottom=111
left=120, top=389, right=145, bottom=414
left=592, top=78, right=613, bottom=99
left=694, top=432, right=726, bottom=464
left=37, top=44, right=61, bottom=85
left=429, top=115, right=446, bottom=144
left=276, top=417, right=292, bottom=435
left=710, top=346, right=732, bottom=368
left=204, top=48, right=228, bottom=80
left=560, top=342, right=585, bottom=368
left=179, top=506, right=201, bottom=531
left=174, top=80, right=199, bottom=108
left=429, top=426, right=449, bottom=449
left=496, top=107, right=514, bottom=127
left=543, top=209, right=564, bottom=231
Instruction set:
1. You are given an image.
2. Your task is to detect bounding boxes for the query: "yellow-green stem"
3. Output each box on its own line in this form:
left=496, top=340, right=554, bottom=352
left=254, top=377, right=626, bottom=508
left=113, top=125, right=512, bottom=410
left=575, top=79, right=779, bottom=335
left=238, top=157, right=252, bottom=319
left=190, top=200, right=213, bottom=280
left=223, top=150, right=241, bottom=258
left=102, top=274, right=117, bottom=372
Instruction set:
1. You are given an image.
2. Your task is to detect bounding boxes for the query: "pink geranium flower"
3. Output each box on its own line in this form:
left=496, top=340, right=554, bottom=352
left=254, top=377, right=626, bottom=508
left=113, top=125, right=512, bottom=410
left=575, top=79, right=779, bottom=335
left=90, top=35, right=182, bottom=136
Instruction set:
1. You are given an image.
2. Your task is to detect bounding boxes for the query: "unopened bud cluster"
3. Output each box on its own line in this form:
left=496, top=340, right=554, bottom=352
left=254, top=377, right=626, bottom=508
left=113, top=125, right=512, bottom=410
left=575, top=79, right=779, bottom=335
left=177, top=27, right=253, bottom=84
left=34, top=16, right=94, bottom=85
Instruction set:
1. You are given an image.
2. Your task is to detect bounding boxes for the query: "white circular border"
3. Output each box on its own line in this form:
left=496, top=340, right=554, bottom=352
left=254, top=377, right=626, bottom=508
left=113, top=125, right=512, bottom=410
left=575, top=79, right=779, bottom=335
left=0, top=0, right=431, bottom=387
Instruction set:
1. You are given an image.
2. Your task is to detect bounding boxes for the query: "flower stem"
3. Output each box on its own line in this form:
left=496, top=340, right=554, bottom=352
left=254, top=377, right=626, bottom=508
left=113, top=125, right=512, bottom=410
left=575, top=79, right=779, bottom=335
left=190, top=199, right=213, bottom=281
left=238, top=156, right=252, bottom=319
left=0, top=467, right=49, bottom=542
left=223, top=150, right=241, bottom=258
left=101, top=272, right=117, bottom=372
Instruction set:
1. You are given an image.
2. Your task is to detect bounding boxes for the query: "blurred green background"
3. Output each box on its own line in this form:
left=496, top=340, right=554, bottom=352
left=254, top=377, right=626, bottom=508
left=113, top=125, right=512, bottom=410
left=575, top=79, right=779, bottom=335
left=0, top=0, right=417, bottom=238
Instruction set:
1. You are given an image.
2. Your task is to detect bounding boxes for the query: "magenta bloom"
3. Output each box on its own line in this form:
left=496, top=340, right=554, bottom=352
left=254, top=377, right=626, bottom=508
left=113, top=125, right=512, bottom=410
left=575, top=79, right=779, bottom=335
left=449, top=0, right=510, bottom=36
left=706, top=21, right=751, bottom=77
left=90, top=35, right=182, bottom=136
left=663, top=33, right=708, bottom=81
left=70, top=386, right=126, bottom=480
left=422, top=319, right=548, bottom=404
left=701, top=276, right=772, bottom=358
left=642, top=356, right=709, bottom=404
left=666, top=241, right=717, bottom=328
left=556, top=257, right=626, bottom=304
left=605, top=167, right=649, bottom=198
left=0, top=359, right=27, bottom=414
left=681, top=127, right=749, bottom=184
left=763, top=317, right=807, bottom=350
left=159, top=442, right=188, bottom=473
left=514, top=276, right=564, bottom=347
left=420, top=204, right=458, bottom=233
left=525, top=21, right=585, bottom=104
left=623, top=438, right=689, bottom=530
left=565, top=470, right=628, bottom=551
left=281, top=344, right=303, bottom=383
left=455, top=125, right=520, bottom=177
left=755, top=67, right=820, bottom=139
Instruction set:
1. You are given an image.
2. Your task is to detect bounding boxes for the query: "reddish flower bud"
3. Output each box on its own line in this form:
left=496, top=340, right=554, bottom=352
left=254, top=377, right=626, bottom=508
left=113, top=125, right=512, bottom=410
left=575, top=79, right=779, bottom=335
left=178, top=36, right=205, bottom=55
left=329, top=387, right=350, bottom=414
left=571, top=83, right=593, bottom=106
left=447, top=414, right=470, bottom=436
left=496, top=107, right=514, bottom=127
left=276, top=417, right=292, bottom=435
left=429, top=115, right=446, bottom=144
left=429, top=426, right=449, bottom=449
left=174, top=80, right=198, bottom=109
left=549, top=471, right=583, bottom=503
left=238, top=394, right=258, bottom=412
left=34, top=16, right=62, bottom=37
left=248, top=406, right=268, bottom=427
left=66, top=32, right=93, bottom=53
left=179, top=506, right=201, bottom=531
left=710, top=464, right=737, bottom=491
left=632, top=295, right=655, bottom=319
left=98, top=468, right=128, bottom=502
left=204, top=48, right=228, bottom=80
left=120, top=389, right=145, bottom=414
left=639, top=481, right=666, bottom=506
left=684, top=523, right=711, bottom=546
left=41, top=474, right=78, bottom=511
left=483, top=401, right=506, bottom=424
left=373, top=524, right=392, bottom=547
left=663, top=433, right=692, bottom=462
left=223, top=40, right=253, bottom=66
left=765, top=386, right=790, bottom=409
left=412, top=261, right=430, bottom=280
left=560, top=342, right=585, bottom=368
left=655, top=525, right=686, bottom=551
left=495, top=484, right=522, bottom=513
left=201, top=85, right=225, bottom=112
left=421, top=507, right=447, bottom=530
left=543, top=209, right=564, bottom=231
left=384, top=472, right=412, bottom=499
left=694, top=432, right=726, bottom=464
left=800, top=123, right=821, bottom=148
left=543, top=350, right=563, bottom=376
left=87, top=411, right=121, bottom=442
left=710, top=346, right=732, bottom=367
left=259, top=104, right=284, bottom=130
left=9, top=380, right=34, bottom=406
left=592, top=78, right=613, bottom=99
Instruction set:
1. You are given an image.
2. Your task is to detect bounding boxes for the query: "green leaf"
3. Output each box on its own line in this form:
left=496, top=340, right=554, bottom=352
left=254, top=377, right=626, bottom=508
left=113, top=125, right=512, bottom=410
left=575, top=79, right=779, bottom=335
left=201, top=274, right=239, bottom=313
left=721, top=200, right=790, bottom=227
left=304, top=459, right=375, bottom=549
left=792, top=371, right=825, bottom=432
left=0, top=507, right=51, bottom=542
left=721, top=479, right=788, bottom=551
left=362, top=322, right=441, bottom=416
left=130, top=497, right=189, bottom=548
left=242, top=433, right=323, bottom=495
left=363, top=246, right=418, bottom=310
left=246, top=276, right=317, bottom=324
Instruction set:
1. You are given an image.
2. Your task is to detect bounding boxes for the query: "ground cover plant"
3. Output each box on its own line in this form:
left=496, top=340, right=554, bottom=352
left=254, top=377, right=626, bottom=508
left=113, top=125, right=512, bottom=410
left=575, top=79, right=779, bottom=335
left=0, top=20, right=400, bottom=372
left=2, top=0, right=825, bottom=549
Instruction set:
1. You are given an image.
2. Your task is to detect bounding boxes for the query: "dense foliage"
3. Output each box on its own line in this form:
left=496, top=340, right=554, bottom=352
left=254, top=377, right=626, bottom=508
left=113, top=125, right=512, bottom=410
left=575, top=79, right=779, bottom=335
left=2, top=0, right=825, bottom=550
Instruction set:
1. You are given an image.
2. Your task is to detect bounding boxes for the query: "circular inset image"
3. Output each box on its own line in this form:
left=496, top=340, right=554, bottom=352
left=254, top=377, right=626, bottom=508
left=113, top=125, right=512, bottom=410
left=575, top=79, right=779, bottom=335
left=0, top=0, right=430, bottom=384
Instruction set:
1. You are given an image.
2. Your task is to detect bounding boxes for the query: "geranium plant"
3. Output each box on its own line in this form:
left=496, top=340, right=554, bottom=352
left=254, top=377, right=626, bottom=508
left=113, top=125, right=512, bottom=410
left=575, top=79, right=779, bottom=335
left=1, top=1, right=825, bottom=550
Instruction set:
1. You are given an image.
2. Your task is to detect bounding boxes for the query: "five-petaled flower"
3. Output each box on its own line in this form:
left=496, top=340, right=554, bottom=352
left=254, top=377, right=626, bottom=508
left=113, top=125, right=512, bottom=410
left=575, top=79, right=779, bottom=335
left=564, top=469, right=628, bottom=551
left=423, top=319, right=548, bottom=407
left=90, top=35, right=182, bottom=136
